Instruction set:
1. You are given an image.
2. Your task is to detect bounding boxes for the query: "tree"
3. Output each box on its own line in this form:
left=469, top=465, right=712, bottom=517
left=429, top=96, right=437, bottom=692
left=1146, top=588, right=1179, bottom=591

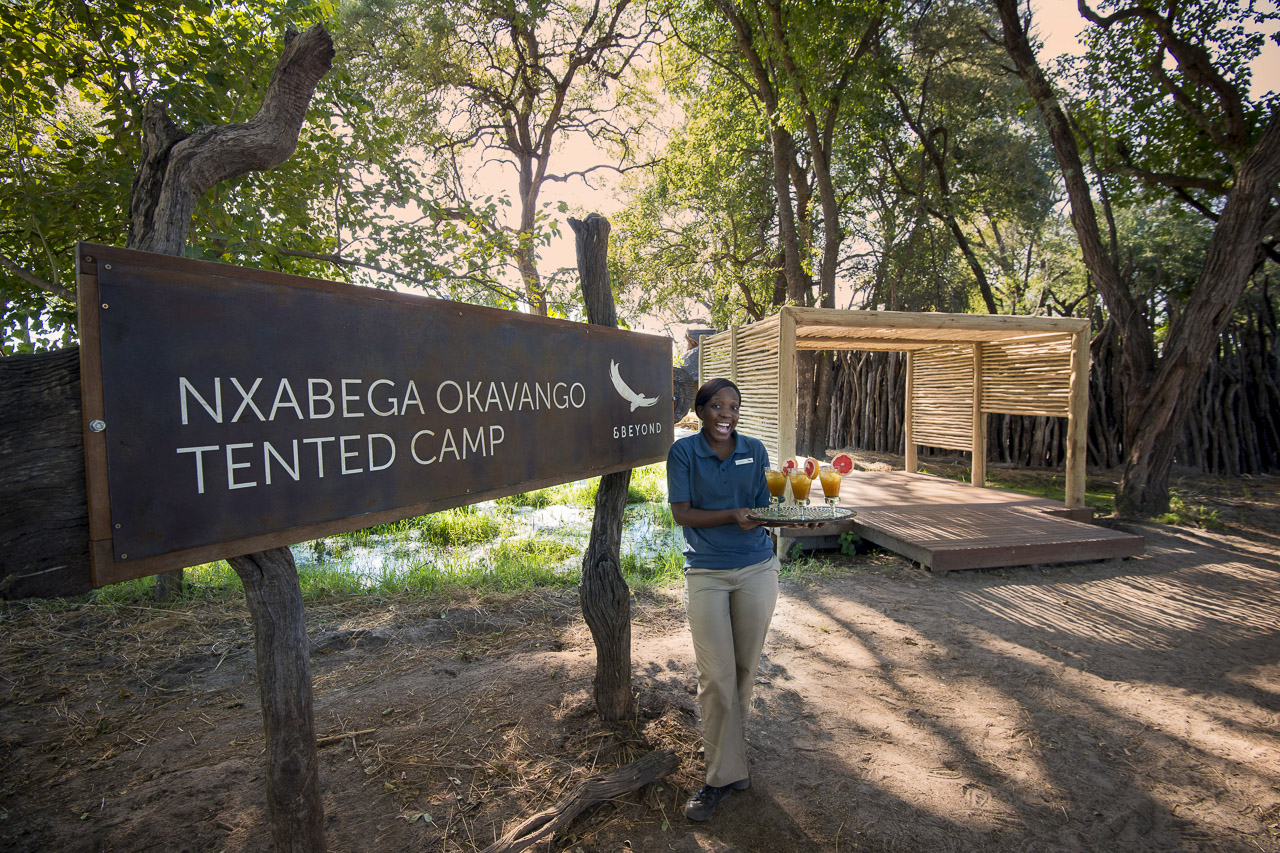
left=0, top=0, right=350, bottom=354
left=881, top=0, right=1058, bottom=315
left=610, top=68, right=782, bottom=329
left=992, top=0, right=1280, bottom=514
left=663, top=0, right=890, bottom=451
left=339, top=0, right=662, bottom=316
left=129, top=22, right=335, bottom=851
left=573, top=213, right=634, bottom=722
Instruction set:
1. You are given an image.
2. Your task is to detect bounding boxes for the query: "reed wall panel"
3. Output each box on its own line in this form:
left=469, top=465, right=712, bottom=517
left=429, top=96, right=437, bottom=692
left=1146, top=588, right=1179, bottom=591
left=980, top=338, right=1073, bottom=417
left=701, top=324, right=783, bottom=465
left=911, top=345, right=974, bottom=452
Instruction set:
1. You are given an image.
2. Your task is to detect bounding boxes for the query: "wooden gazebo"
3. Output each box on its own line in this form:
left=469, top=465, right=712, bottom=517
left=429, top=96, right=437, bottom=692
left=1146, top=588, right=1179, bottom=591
left=698, top=306, right=1092, bottom=508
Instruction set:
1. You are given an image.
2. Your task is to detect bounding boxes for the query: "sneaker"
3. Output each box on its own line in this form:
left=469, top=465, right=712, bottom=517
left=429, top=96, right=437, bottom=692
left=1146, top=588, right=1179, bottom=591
left=684, top=784, right=734, bottom=821
left=731, top=777, right=750, bottom=791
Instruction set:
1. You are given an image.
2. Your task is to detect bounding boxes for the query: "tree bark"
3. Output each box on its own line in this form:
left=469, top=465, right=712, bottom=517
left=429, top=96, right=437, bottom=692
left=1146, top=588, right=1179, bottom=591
left=482, top=749, right=677, bottom=853
left=1117, top=113, right=1280, bottom=512
left=228, top=549, right=326, bottom=852
left=569, top=213, right=634, bottom=722
left=127, top=25, right=335, bottom=255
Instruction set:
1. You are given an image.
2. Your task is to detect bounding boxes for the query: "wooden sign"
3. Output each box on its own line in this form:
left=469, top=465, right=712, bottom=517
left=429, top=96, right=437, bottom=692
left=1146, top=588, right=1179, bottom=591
left=76, top=244, right=672, bottom=586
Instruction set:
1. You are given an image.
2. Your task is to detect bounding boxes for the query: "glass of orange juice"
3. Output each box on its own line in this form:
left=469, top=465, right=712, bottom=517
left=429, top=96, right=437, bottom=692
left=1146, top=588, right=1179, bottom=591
left=788, top=469, right=812, bottom=506
left=819, top=467, right=842, bottom=514
left=765, top=469, right=787, bottom=506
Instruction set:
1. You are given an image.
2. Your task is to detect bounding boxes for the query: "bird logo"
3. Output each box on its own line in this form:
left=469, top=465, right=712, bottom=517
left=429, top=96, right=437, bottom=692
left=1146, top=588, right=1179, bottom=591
left=610, top=360, right=658, bottom=412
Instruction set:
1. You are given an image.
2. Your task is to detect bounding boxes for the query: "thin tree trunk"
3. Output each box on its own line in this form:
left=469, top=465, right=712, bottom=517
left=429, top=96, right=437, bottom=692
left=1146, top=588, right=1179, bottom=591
left=570, top=213, right=633, bottom=722
left=228, top=549, right=326, bottom=852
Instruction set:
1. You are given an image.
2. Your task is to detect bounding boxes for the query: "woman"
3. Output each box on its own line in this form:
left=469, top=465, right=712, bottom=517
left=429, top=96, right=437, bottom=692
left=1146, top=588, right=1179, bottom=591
left=667, top=377, right=779, bottom=821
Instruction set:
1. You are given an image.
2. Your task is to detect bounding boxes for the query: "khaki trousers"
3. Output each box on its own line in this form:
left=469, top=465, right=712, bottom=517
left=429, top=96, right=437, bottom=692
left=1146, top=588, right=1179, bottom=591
left=684, top=554, right=780, bottom=786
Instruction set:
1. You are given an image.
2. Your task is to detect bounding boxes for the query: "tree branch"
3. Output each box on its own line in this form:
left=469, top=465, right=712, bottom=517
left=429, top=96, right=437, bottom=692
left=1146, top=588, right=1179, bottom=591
left=128, top=24, right=335, bottom=255
left=0, top=254, right=75, bottom=302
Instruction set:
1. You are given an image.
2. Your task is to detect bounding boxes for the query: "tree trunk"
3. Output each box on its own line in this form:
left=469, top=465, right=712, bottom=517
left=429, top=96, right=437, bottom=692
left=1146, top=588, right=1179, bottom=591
left=1115, top=113, right=1280, bottom=513
left=125, top=23, right=334, bottom=851
left=994, top=0, right=1280, bottom=514
left=228, top=549, right=326, bottom=852
left=569, top=213, right=633, bottom=722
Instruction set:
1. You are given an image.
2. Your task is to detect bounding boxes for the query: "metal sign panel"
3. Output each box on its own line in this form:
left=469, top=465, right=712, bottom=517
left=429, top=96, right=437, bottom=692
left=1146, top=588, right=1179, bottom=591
left=76, top=244, right=672, bottom=586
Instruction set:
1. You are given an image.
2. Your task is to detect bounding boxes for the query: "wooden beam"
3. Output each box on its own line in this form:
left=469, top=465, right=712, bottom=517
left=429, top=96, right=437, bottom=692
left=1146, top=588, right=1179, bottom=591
left=778, top=308, right=798, bottom=467
left=794, top=331, right=1077, bottom=350
left=904, top=351, right=917, bottom=473
left=729, top=324, right=739, bottom=381
left=972, top=344, right=986, bottom=489
left=1065, top=325, right=1090, bottom=508
left=786, top=306, right=1090, bottom=334
left=777, top=309, right=799, bottom=559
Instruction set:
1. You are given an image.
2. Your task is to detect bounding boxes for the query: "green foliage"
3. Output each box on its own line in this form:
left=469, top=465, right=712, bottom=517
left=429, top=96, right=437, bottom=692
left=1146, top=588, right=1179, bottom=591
left=1155, top=494, right=1224, bottom=530
left=872, top=0, right=1059, bottom=314
left=611, top=57, right=780, bottom=327
left=1061, top=0, right=1278, bottom=214
left=0, top=0, right=342, bottom=353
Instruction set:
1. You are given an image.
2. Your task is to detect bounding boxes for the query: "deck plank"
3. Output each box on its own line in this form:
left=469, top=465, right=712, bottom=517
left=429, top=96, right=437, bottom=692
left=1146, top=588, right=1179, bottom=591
left=782, top=471, right=1145, bottom=571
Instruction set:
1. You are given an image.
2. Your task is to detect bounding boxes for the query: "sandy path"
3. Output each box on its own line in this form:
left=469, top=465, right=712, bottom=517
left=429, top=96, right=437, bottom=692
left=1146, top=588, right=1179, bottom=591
left=2, top=520, right=1277, bottom=852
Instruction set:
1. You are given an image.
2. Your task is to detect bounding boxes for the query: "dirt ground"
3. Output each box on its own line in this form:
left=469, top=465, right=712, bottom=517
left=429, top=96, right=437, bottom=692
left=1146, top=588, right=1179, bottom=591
left=2, top=472, right=1278, bottom=853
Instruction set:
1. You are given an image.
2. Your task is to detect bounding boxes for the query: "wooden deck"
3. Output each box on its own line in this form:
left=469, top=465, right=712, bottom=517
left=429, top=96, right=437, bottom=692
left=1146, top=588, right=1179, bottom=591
left=782, top=471, right=1145, bottom=572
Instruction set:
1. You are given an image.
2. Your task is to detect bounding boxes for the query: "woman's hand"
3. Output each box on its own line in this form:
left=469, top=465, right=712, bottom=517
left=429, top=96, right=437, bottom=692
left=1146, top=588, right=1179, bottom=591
left=671, top=502, right=763, bottom=530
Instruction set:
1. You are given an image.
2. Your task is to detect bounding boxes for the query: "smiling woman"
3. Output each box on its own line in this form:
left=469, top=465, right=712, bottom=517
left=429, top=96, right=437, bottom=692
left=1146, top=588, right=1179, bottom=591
left=665, top=377, right=780, bottom=821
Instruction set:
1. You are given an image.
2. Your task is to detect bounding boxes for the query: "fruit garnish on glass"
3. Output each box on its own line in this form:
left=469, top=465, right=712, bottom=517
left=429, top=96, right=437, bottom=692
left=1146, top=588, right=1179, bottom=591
left=831, top=452, right=855, bottom=475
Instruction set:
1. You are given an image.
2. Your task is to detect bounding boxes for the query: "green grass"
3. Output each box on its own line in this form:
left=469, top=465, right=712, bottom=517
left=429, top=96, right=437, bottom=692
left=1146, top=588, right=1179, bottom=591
left=990, top=472, right=1117, bottom=515
left=400, top=536, right=581, bottom=593
left=81, top=464, right=686, bottom=605
left=495, top=463, right=668, bottom=510
left=920, top=460, right=1119, bottom=516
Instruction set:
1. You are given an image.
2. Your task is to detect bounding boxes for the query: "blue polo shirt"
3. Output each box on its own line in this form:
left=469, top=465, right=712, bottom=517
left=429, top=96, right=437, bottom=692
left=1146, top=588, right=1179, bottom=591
left=667, top=430, right=775, bottom=569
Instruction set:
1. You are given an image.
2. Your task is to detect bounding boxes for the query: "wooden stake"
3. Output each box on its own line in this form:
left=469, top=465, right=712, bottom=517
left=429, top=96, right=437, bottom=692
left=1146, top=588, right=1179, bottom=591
left=570, top=213, right=633, bottom=723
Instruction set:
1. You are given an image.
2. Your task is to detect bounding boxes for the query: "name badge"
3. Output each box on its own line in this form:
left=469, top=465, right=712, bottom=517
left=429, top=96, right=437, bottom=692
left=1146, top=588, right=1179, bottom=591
left=736, top=457, right=754, bottom=465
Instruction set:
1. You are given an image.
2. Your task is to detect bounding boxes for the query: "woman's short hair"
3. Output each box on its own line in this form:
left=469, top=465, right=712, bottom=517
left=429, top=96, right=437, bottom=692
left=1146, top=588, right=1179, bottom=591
left=694, top=378, right=741, bottom=412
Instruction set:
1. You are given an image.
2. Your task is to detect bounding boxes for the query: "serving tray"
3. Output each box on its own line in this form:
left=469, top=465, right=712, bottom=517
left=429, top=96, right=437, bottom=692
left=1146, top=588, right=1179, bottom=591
left=747, top=505, right=857, bottom=526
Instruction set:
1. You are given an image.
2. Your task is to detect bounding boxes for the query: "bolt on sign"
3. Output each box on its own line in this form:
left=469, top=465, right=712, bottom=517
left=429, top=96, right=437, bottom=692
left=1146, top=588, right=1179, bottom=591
left=76, top=244, right=673, bottom=586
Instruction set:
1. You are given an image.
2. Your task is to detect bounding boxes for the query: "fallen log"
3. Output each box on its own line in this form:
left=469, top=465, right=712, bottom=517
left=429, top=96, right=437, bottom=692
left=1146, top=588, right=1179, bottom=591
left=483, top=749, right=678, bottom=853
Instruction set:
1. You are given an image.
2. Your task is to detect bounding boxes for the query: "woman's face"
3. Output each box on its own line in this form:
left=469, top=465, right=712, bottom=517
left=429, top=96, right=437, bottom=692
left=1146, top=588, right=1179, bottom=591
left=697, top=386, right=740, bottom=442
